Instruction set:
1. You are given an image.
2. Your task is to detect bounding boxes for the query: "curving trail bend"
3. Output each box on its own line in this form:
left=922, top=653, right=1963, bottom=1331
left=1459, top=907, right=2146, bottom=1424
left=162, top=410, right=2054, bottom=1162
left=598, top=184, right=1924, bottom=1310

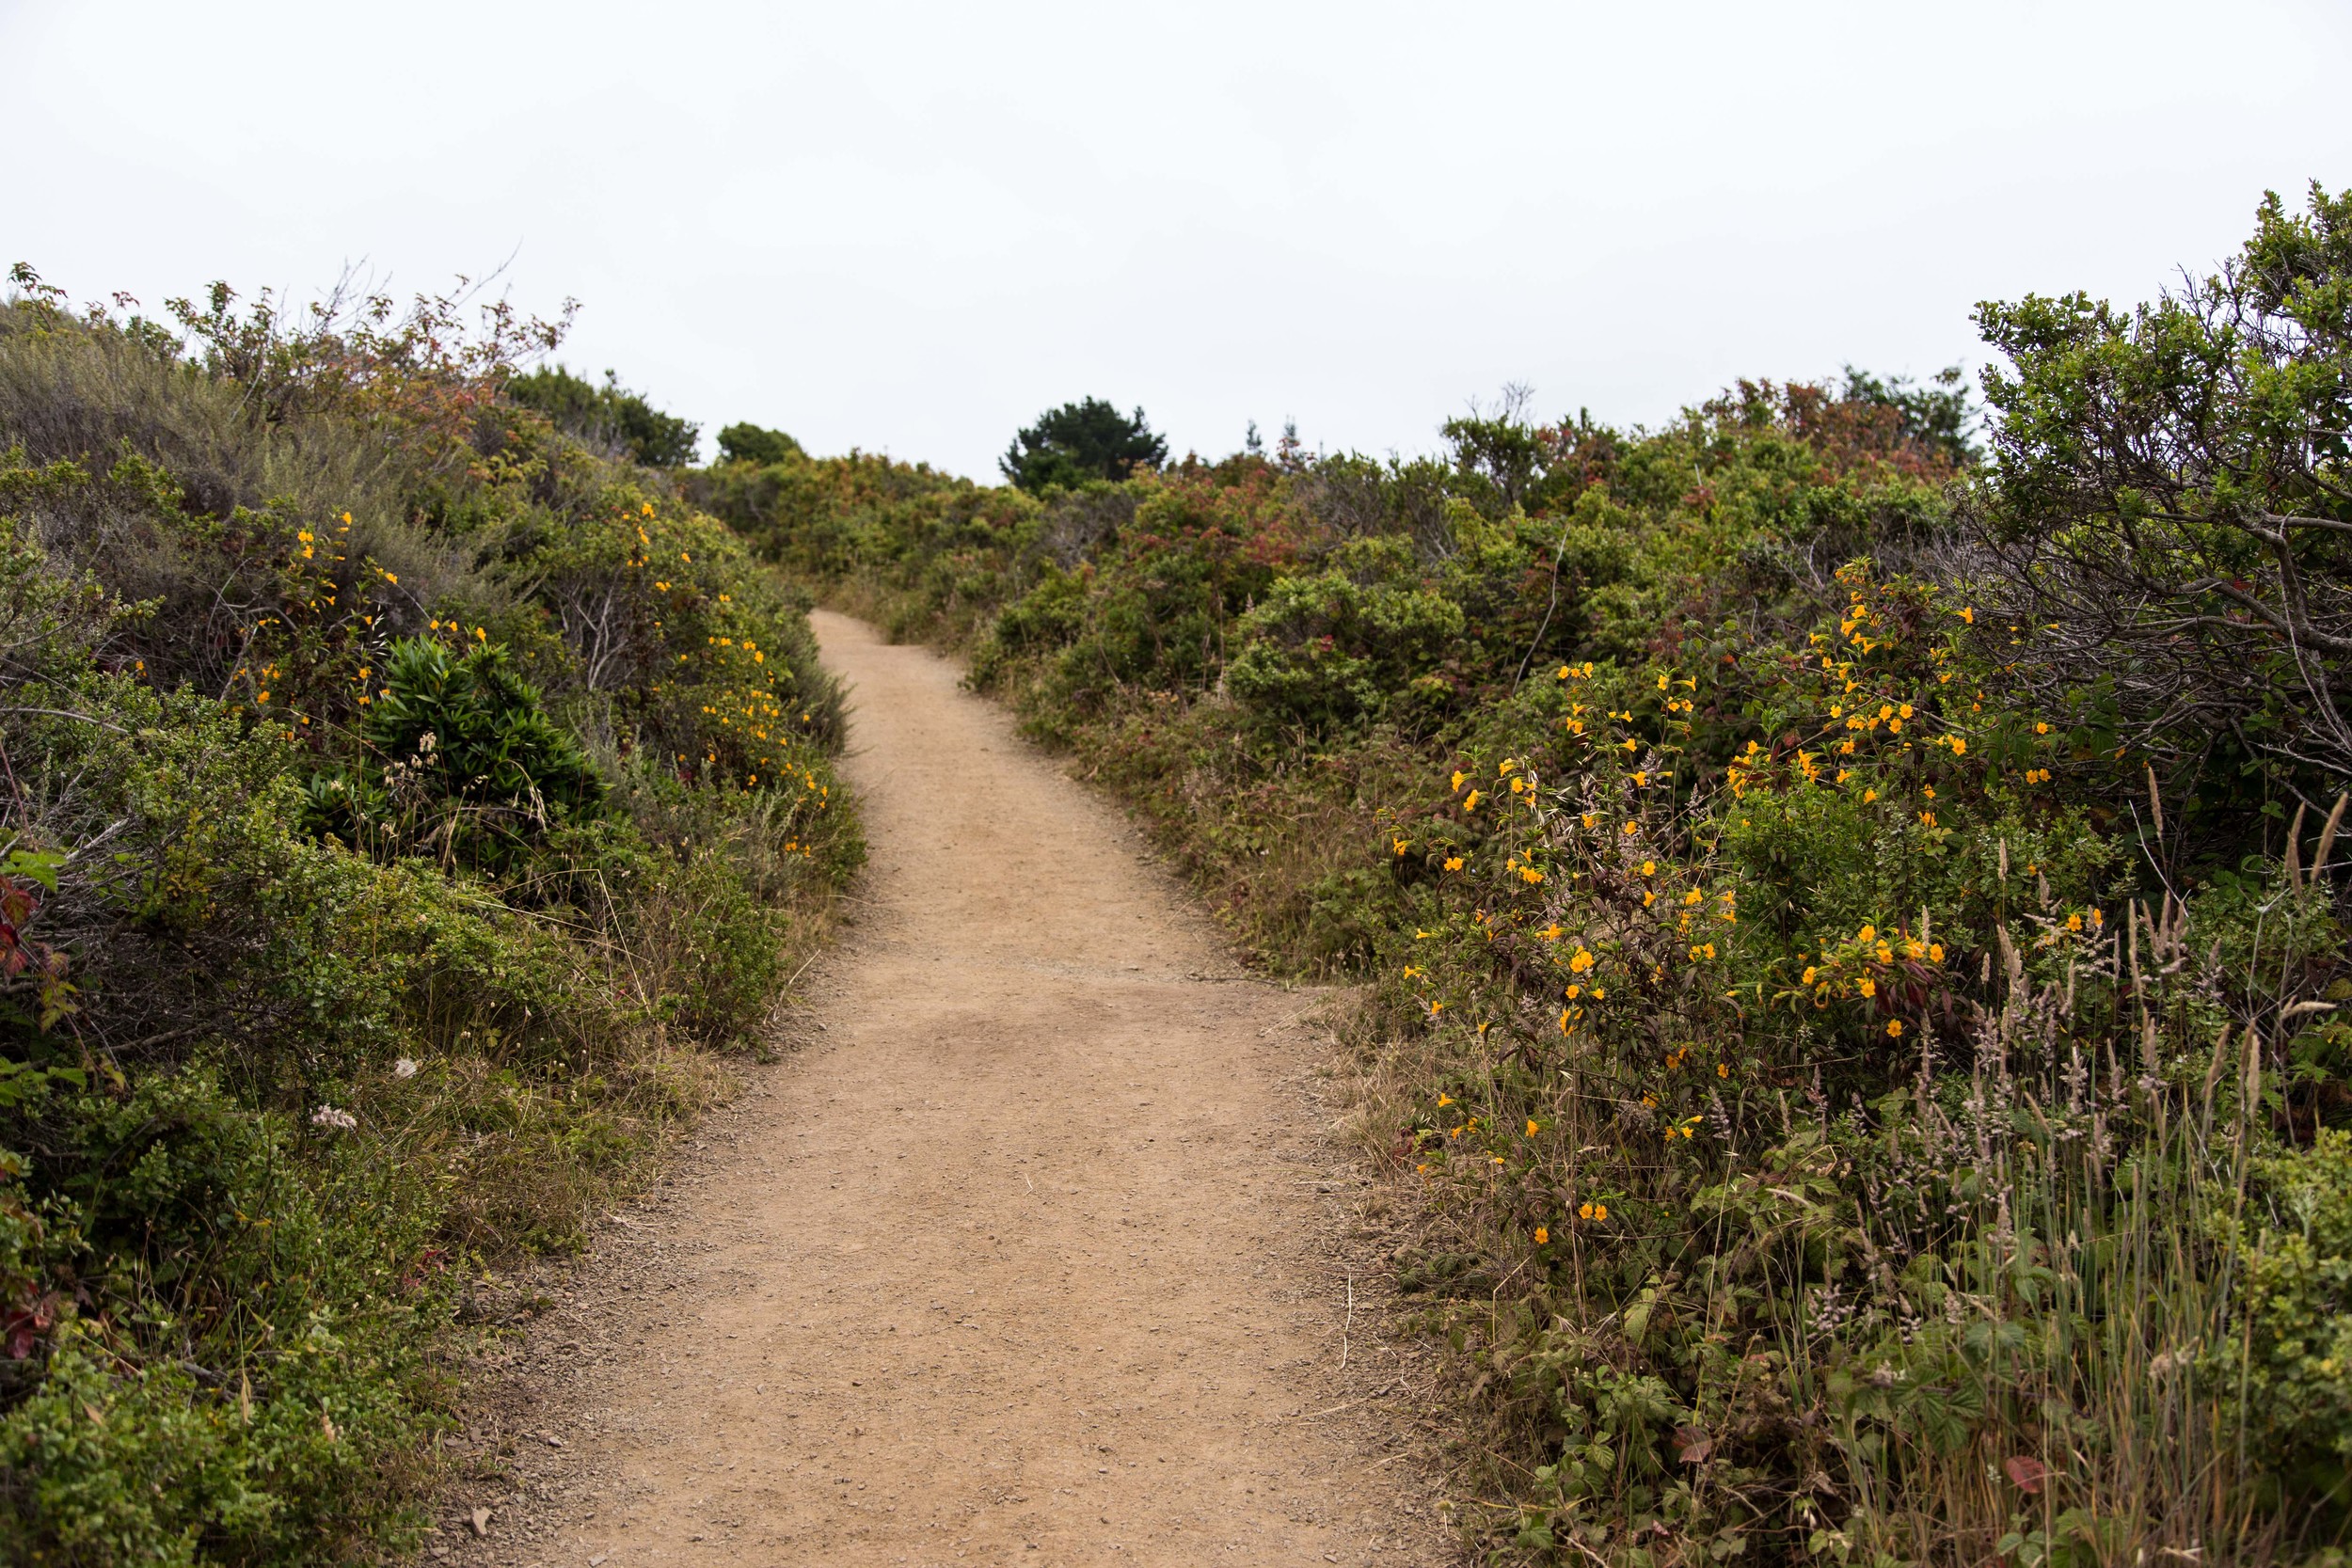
left=453, top=610, right=1455, bottom=1567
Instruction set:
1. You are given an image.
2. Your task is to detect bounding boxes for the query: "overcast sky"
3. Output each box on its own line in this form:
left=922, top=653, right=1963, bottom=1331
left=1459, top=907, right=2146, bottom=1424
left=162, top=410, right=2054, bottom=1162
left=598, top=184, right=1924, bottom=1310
left=6, top=1, right=2348, bottom=478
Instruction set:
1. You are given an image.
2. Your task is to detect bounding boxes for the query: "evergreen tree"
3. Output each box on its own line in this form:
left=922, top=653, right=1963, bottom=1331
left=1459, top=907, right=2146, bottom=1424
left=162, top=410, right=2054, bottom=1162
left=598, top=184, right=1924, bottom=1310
left=717, top=421, right=803, bottom=465
left=999, top=398, right=1167, bottom=493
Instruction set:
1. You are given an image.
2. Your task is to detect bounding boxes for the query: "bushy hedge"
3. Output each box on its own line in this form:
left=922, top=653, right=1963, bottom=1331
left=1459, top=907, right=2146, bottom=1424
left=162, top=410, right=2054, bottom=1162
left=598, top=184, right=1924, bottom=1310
left=0, top=276, right=861, bottom=1562
left=706, top=191, right=2352, bottom=1566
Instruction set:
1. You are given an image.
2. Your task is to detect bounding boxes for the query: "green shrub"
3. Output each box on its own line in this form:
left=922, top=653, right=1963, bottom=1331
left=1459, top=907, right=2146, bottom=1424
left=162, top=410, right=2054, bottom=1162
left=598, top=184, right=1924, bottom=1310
left=334, top=636, right=606, bottom=869
left=1225, top=543, right=1465, bottom=733
left=507, top=364, right=699, bottom=468
left=2236, top=1131, right=2352, bottom=1509
left=0, top=1070, right=436, bottom=1565
left=715, top=421, right=802, bottom=466
left=729, top=186, right=2352, bottom=1558
left=0, top=270, right=864, bottom=1563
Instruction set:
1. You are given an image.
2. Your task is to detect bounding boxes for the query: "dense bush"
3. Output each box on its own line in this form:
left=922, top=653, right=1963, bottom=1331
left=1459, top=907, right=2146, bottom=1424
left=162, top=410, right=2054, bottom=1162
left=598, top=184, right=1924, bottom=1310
left=1963, top=183, right=2352, bottom=787
left=707, top=188, right=2352, bottom=1565
left=715, top=421, right=803, bottom=466
left=999, top=397, right=1167, bottom=493
left=1223, top=538, right=1465, bottom=731
left=0, top=269, right=861, bottom=1562
left=505, top=363, right=701, bottom=468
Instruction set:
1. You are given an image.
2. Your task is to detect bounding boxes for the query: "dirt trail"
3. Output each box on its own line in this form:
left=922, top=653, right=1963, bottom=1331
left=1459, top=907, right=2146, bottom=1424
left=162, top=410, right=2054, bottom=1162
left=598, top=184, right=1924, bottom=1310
left=449, top=612, right=1456, bottom=1567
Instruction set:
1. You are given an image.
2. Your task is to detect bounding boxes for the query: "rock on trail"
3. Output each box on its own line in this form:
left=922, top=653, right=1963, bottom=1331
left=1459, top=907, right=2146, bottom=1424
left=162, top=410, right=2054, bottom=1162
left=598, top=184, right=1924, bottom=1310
left=443, top=610, right=1458, bottom=1567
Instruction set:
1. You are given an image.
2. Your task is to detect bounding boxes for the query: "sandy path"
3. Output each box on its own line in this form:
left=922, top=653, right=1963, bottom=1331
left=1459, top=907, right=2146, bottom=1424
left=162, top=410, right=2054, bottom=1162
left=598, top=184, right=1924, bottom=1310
left=446, top=611, right=1456, bottom=1567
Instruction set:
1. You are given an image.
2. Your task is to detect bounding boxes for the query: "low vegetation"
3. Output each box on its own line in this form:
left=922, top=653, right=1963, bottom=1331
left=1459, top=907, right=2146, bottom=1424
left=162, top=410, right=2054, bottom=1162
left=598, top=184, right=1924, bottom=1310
left=0, top=267, right=860, bottom=1562
left=700, top=186, right=2352, bottom=1565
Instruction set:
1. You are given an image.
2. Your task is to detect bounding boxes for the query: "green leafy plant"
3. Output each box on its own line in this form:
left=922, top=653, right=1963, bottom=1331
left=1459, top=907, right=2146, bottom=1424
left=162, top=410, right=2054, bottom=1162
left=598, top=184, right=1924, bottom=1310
left=506, top=363, right=700, bottom=467
left=713, top=183, right=2352, bottom=1566
left=358, top=635, right=605, bottom=864
left=0, top=267, right=864, bottom=1565
left=999, top=397, right=1168, bottom=493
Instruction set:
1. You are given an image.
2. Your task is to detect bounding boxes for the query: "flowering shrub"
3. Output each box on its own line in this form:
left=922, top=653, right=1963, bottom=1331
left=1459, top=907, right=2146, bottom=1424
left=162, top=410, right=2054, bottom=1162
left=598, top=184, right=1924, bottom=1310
left=724, top=196, right=2352, bottom=1563
left=0, top=277, right=863, bottom=1562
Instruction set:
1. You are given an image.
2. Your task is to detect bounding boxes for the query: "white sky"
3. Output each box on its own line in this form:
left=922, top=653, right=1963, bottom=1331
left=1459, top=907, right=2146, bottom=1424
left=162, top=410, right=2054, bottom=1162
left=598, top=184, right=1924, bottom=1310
left=7, top=0, right=2349, bottom=479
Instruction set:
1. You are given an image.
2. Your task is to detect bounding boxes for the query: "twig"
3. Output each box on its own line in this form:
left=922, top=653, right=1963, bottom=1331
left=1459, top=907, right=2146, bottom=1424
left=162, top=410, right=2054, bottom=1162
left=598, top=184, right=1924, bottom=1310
left=1514, top=518, right=1573, bottom=690
left=1304, top=1378, right=1399, bottom=1419
left=0, top=706, right=131, bottom=735
left=780, top=948, right=823, bottom=993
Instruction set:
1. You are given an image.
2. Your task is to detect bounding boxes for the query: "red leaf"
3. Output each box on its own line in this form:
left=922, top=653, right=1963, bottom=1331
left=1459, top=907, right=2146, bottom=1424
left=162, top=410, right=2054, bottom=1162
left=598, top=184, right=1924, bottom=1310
left=2004, top=1455, right=2047, bottom=1494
